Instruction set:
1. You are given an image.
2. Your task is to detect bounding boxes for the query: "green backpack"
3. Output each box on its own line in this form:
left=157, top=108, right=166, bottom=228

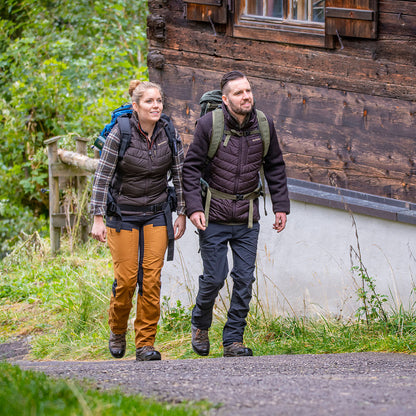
left=198, top=89, right=270, bottom=228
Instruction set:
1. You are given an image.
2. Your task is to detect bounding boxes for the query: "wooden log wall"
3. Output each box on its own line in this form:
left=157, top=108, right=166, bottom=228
left=147, top=0, right=416, bottom=203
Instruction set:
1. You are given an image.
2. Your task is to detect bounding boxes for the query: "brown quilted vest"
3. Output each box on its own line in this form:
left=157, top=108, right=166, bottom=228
left=111, top=113, right=172, bottom=214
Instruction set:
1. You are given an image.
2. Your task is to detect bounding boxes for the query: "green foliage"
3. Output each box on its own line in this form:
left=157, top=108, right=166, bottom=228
left=0, top=362, right=210, bottom=416
left=0, top=0, right=148, bottom=253
left=352, top=264, right=388, bottom=324
left=0, top=199, right=48, bottom=258
left=244, top=312, right=416, bottom=355
left=160, top=296, right=193, bottom=333
left=0, top=236, right=115, bottom=358
left=1, top=235, right=415, bottom=360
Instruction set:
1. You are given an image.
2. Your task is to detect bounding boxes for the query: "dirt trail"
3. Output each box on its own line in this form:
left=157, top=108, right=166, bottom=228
left=4, top=341, right=416, bottom=416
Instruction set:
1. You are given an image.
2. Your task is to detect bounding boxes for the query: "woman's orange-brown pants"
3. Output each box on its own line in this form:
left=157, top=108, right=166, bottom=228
left=107, top=223, right=168, bottom=348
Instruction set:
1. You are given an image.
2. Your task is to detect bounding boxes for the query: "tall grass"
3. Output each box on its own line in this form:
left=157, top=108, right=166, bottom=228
left=0, top=234, right=415, bottom=361
left=1, top=236, right=115, bottom=359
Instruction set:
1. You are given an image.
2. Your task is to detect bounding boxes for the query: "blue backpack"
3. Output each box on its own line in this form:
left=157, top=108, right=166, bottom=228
left=93, top=103, right=178, bottom=159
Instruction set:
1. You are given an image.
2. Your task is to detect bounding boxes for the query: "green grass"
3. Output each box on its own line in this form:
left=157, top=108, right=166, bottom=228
left=0, top=234, right=415, bottom=361
left=1, top=234, right=415, bottom=414
left=0, top=362, right=210, bottom=416
left=156, top=309, right=416, bottom=359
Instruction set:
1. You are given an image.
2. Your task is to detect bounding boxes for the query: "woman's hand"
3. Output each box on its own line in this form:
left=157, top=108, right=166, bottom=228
left=91, top=215, right=107, bottom=242
left=173, top=214, right=186, bottom=240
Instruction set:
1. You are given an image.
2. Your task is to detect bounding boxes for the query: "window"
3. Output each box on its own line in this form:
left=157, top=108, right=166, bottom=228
left=184, top=0, right=378, bottom=47
left=245, top=1, right=325, bottom=23
left=233, top=0, right=330, bottom=48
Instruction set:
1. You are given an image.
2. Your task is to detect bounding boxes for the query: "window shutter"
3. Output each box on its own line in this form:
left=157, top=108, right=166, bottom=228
left=325, top=0, right=378, bottom=39
left=184, top=0, right=227, bottom=24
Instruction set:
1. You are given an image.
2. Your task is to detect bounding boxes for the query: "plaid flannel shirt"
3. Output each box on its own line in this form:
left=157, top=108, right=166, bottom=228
left=90, top=120, right=186, bottom=217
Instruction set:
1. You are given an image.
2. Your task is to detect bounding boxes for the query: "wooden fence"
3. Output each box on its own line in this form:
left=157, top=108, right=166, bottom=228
left=44, top=136, right=98, bottom=253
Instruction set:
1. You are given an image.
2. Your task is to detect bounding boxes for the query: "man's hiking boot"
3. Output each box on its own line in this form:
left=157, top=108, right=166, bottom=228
left=191, top=325, right=210, bottom=356
left=223, top=342, right=253, bottom=357
left=109, top=331, right=126, bottom=359
left=136, top=346, right=161, bottom=361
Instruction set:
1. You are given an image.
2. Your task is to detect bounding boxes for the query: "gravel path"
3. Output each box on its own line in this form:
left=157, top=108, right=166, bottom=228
left=9, top=350, right=416, bottom=416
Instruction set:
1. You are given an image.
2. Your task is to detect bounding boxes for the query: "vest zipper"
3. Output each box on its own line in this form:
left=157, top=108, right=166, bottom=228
left=232, top=135, right=244, bottom=219
left=138, top=121, right=155, bottom=159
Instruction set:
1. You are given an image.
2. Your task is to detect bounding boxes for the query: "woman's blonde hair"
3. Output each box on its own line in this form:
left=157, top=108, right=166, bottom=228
left=128, top=80, right=163, bottom=104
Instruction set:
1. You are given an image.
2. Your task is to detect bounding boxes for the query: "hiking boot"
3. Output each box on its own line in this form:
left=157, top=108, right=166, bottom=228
left=109, top=331, right=126, bottom=359
left=136, top=346, right=161, bottom=361
left=223, top=342, right=253, bottom=357
left=191, top=325, right=210, bottom=356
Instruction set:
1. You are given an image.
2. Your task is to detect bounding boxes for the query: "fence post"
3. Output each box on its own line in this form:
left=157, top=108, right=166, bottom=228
left=44, top=136, right=61, bottom=254
left=75, top=137, right=90, bottom=243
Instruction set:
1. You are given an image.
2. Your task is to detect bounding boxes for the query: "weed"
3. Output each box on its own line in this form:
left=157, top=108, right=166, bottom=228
left=350, top=216, right=388, bottom=325
left=62, top=175, right=92, bottom=253
left=159, top=296, right=192, bottom=333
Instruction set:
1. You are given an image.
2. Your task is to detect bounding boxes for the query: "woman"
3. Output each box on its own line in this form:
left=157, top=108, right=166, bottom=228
left=90, top=80, right=186, bottom=361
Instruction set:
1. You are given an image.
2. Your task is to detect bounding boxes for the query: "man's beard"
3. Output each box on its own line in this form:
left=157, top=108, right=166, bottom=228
left=229, top=100, right=253, bottom=116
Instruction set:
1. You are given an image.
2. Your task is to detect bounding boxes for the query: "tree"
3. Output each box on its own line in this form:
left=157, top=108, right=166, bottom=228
left=0, top=0, right=148, bottom=254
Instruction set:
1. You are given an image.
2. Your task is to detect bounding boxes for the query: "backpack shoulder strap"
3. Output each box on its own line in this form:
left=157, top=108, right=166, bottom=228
left=255, top=109, right=270, bottom=217
left=108, top=115, right=131, bottom=208
left=208, top=108, right=225, bottom=160
left=117, top=116, right=132, bottom=160
left=255, top=109, right=270, bottom=158
left=160, top=113, right=178, bottom=156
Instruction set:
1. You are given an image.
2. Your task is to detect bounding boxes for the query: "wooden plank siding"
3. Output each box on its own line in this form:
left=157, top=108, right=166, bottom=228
left=147, top=0, right=416, bottom=203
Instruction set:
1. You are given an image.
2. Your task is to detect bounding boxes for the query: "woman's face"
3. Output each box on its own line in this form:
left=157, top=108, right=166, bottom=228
left=133, top=87, right=163, bottom=126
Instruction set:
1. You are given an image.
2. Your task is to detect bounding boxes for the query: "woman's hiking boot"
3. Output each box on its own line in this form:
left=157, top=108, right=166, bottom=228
left=223, top=342, right=253, bottom=357
left=136, top=346, right=161, bottom=361
left=109, top=331, right=126, bottom=358
left=191, top=325, right=210, bottom=356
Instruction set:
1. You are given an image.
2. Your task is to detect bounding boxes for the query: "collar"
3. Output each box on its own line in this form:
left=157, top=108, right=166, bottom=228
left=132, top=111, right=162, bottom=140
left=223, top=104, right=257, bottom=130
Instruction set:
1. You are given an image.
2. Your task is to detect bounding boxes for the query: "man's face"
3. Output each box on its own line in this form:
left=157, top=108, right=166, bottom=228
left=222, top=77, right=254, bottom=121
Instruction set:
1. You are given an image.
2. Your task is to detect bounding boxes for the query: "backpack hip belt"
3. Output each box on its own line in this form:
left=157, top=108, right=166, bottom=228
left=117, top=201, right=168, bottom=214
left=201, top=179, right=261, bottom=229
left=110, top=200, right=175, bottom=261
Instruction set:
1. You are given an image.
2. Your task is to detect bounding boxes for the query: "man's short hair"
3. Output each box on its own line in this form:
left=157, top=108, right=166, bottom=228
left=220, top=70, right=247, bottom=93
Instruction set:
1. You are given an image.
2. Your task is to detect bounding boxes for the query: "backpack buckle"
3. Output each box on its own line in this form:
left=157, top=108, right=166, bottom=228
left=235, top=194, right=245, bottom=201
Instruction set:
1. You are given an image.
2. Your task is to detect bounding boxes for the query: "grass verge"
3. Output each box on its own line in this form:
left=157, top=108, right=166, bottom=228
left=0, top=235, right=415, bottom=361
left=0, top=362, right=210, bottom=416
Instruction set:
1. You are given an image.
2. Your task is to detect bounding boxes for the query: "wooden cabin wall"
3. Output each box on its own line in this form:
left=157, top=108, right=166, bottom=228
left=147, top=0, right=416, bottom=203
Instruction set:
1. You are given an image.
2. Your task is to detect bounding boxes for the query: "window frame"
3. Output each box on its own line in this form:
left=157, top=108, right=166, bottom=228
left=232, top=0, right=333, bottom=48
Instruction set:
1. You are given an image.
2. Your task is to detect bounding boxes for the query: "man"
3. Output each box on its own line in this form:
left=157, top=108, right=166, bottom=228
left=183, top=71, right=290, bottom=357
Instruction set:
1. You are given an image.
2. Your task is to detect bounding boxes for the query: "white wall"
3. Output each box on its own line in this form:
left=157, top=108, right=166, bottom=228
left=162, top=200, right=416, bottom=318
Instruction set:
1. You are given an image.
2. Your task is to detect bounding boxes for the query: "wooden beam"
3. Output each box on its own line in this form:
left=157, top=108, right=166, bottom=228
left=326, top=7, right=374, bottom=21
left=57, top=149, right=98, bottom=173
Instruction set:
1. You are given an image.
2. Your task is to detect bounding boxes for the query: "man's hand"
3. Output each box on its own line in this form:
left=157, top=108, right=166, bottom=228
left=273, top=212, right=287, bottom=233
left=190, top=211, right=207, bottom=231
